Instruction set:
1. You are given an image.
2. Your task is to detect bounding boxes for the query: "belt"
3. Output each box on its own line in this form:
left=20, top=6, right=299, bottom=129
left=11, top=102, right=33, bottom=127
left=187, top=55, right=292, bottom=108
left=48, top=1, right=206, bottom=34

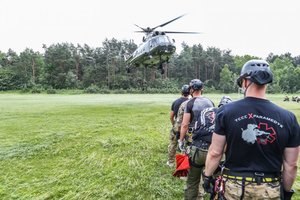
left=223, top=171, right=280, bottom=184
left=192, top=140, right=210, bottom=150
left=223, top=174, right=280, bottom=183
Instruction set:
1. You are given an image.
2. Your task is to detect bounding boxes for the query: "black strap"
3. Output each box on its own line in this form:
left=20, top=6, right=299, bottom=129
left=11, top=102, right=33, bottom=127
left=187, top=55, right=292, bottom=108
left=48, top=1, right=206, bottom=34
left=224, top=170, right=280, bottom=179
left=192, top=140, right=210, bottom=149
left=240, top=178, right=245, bottom=200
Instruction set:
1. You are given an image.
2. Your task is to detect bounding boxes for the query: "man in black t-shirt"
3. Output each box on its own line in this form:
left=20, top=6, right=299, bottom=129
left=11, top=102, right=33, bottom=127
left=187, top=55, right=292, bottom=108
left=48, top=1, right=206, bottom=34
left=167, top=84, right=190, bottom=167
left=178, top=79, right=214, bottom=200
left=203, top=60, right=300, bottom=199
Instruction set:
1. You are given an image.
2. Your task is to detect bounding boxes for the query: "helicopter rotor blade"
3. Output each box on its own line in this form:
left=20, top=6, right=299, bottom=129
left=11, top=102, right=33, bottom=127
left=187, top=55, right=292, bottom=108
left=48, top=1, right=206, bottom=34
left=134, top=31, right=201, bottom=34
left=163, top=31, right=201, bottom=34
left=134, top=24, right=147, bottom=32
left=152, top=14, right=186, bottom=31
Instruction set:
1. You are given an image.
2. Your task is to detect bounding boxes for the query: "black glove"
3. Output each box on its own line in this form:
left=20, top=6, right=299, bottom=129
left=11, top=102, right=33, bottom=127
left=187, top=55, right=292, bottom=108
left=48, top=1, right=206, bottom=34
left=283, top=189, right=294, bottom=200
left=175, top=131, right=180, bottom=140
left=202, top=171, right=214, bottom=194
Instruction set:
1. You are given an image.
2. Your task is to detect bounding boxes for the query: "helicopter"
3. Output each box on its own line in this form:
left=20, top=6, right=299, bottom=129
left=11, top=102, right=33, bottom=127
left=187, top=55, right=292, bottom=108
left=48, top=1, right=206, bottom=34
left=125, top=14, right=199, bottom=74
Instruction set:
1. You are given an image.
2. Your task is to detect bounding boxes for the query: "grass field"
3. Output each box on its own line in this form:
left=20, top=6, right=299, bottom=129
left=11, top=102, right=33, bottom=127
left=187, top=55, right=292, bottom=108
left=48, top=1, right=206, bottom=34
left=0, top=93, right=299, bottom=200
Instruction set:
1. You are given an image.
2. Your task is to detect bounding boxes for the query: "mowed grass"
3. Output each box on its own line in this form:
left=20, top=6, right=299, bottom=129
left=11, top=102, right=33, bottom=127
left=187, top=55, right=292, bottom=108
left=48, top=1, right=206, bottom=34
left=0, top=93, right=299, bottom=200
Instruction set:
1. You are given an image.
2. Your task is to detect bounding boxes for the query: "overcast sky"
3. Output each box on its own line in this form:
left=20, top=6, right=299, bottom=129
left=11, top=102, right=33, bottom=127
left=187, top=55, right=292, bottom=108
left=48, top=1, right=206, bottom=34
left=1, top=0, right=299, bottom=58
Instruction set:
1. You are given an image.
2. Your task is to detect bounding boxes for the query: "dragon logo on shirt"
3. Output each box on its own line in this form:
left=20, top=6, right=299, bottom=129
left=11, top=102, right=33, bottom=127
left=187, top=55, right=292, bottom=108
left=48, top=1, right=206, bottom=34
left=241, top=123, right=276, bottom=144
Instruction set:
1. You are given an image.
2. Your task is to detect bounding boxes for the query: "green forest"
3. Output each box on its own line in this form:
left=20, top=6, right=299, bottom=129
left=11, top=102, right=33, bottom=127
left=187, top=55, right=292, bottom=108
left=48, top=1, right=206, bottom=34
left=1, top=38, right=300, bottom=94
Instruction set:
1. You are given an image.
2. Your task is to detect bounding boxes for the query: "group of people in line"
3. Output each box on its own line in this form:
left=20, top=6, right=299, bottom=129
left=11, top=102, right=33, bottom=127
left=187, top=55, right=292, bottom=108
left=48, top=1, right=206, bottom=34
left=167, top=59, right=300, bottom=200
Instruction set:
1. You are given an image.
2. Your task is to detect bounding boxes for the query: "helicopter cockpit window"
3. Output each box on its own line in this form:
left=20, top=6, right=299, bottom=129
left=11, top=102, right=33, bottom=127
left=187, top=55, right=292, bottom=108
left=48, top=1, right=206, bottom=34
left=159, top=36, right=168, bottom=43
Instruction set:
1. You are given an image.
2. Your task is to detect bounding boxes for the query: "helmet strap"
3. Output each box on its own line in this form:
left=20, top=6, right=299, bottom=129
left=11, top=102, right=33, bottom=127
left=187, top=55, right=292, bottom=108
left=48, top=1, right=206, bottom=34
left=190, top=89, right=194, bottom=97
left=243, top=79, right=253, bottom=97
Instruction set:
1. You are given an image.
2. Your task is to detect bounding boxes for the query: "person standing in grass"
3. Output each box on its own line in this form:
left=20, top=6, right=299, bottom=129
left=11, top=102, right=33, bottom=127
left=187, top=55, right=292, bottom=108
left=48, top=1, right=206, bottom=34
left=167, top=84, right=190, bottom=167
left=176, top=99, right=192, bottom=149
left=203, top=59, right=300, bottom=200
left=178, top=79, right=215, bottom=200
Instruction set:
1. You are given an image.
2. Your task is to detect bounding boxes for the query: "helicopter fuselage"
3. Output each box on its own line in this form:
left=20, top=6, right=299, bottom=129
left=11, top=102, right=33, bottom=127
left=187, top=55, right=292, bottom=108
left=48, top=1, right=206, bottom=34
left=126, top=33, right=176, bottom=68
left=126, top=14, right=198, bottom=74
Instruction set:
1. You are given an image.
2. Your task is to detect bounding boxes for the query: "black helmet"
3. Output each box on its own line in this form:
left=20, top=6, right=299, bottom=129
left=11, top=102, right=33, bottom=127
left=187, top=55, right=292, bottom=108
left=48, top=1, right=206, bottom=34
left=189, top=79, right=203, bottom=90
left=237, top=59, right=273, bottom=87
left=181, top=84, right=190, bottom=96
left=218, top=96, right=232, bottom=107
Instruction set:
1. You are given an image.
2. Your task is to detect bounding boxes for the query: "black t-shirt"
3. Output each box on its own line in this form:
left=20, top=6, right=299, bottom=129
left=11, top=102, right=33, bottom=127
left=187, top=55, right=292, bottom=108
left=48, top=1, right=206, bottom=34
left=193, top=107, right=218, bottom=143
left=215, top=97, right=300, bottom=173
left=171, top=97, right=188, bottom=119
left=185, top=96, right=215, bottom=128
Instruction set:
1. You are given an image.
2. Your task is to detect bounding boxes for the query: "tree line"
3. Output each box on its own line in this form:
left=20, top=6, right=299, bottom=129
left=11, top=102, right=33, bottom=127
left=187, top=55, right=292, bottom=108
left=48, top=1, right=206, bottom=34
left=0, top=38, right=300, bottom=94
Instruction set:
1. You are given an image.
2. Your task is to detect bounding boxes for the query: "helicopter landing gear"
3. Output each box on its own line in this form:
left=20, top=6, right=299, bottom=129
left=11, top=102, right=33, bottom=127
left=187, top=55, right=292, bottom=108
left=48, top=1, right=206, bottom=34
left=157, top=63, right=165, bottom=74
left=126, top=66, right=131, bottom=73
left=157, top=54, right=165, bottom=74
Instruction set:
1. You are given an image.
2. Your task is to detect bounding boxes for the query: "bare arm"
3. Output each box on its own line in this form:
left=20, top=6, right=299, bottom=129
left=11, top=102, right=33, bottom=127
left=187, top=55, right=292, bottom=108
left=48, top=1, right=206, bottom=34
left=179, top=113, right=190, bottom=141
left=204, top=133, right=226, bottom=176
left=170, top=111, right=175, bottom=125
left=282, top=147, right=299, bottom=191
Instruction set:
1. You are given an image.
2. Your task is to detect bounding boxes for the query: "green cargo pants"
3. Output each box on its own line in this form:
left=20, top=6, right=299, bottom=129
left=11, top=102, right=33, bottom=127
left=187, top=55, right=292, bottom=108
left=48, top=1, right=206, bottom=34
left=184, top=145, right=208, bottom=200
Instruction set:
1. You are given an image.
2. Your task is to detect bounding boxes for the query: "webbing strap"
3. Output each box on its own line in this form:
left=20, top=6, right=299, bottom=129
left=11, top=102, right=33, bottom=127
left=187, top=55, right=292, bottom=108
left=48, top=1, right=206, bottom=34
left=223, top=174, right=280, bottom=183
left=240, top=178, right=245, bottom=200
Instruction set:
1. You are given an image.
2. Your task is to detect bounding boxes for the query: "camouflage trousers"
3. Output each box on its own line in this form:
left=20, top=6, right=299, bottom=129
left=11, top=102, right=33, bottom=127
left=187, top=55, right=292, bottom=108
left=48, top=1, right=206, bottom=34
left=224, top=179, right=281, bottom=200
left=167, top=129, right=178, bottom=164
left=184, top=145, right=208, bottom=200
